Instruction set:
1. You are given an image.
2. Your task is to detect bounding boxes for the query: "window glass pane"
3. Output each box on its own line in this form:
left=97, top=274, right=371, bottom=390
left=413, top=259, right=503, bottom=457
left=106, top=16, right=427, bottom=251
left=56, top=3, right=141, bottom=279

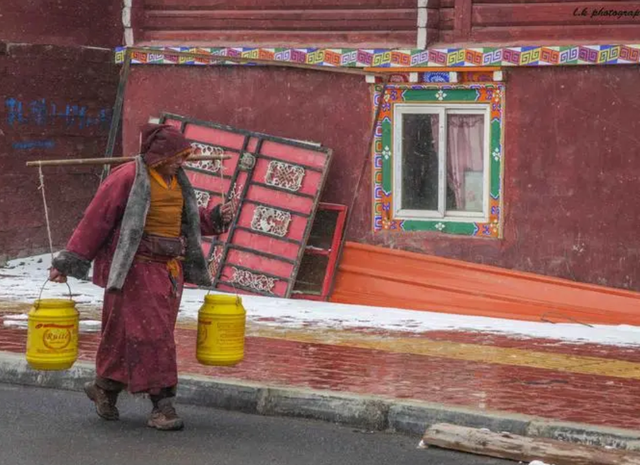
left=446, top=114, right=485, bottom=212
left=401, top=114, right=439, bottom=211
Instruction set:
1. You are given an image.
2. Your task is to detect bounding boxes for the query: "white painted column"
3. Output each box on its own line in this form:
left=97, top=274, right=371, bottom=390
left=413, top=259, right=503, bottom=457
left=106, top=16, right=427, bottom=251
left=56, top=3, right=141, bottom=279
left=417, top=0, right=428, bottom=49
left=123, top=0, right=134, bottom=46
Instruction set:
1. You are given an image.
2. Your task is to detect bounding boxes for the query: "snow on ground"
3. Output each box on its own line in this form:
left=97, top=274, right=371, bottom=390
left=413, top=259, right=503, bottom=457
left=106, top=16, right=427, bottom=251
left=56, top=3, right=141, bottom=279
left=3, top=254, right=640, bottom=347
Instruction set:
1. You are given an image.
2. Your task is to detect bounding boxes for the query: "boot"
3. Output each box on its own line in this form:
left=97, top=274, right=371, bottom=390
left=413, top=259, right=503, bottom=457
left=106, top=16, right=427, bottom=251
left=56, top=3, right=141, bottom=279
left=147, top=397, right=184, bottom=431
left=84, top=381, right=120, bottom=421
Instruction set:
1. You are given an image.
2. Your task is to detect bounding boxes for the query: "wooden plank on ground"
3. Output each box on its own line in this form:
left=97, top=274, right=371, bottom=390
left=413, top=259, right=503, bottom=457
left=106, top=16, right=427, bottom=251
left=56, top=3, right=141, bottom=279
left=421, top=423, right=640, bottom=465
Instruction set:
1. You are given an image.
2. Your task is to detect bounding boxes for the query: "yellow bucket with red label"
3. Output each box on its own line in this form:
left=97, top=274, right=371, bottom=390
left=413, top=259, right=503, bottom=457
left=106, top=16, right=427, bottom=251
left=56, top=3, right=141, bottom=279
left=26, top=296, right=79, bottom=371
left=196, top=294, right=246, bottom=366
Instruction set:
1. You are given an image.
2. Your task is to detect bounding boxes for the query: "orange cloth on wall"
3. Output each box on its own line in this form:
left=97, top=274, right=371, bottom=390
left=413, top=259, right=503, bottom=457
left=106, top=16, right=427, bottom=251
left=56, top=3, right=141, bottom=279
left=145, top=168, right=184, bottom=238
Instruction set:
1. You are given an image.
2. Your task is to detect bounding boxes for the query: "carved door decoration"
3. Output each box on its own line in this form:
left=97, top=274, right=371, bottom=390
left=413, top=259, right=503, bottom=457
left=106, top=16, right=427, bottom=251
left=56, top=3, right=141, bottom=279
left=160, top=113, right=333, bottom=298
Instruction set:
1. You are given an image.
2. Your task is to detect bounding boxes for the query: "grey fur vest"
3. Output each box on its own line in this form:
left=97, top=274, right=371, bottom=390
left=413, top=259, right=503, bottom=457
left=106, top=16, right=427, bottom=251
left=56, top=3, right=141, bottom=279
left=106, top=156, right=212, bottom=290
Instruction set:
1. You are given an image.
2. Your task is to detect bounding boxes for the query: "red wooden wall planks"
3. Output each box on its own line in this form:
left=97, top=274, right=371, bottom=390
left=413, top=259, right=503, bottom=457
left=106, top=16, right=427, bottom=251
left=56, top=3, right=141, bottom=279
left=131, top=0, right=640, bottom=48
left=442, top=0, right=640, bottom=44
left=0, top=0, right=122, bottom=48
left=136, top=0, right=423, bottom=47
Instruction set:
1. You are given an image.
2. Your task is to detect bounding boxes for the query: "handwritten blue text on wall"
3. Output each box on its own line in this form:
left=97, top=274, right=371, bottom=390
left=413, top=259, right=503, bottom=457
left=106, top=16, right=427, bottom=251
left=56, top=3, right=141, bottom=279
left=5, top=98, right=112, bottom=131
left=12, top=140, right=56, bottom=150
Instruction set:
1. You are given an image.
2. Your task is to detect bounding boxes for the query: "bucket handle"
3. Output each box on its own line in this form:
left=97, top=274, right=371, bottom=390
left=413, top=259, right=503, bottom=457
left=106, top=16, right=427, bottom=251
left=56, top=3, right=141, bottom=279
left=35, top=279, right=73, bottom=310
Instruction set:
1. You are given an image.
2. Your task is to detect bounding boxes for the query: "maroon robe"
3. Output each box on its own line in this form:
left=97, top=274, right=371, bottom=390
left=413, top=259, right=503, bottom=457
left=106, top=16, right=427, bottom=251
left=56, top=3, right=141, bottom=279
left=57, top=161, right=223, bottom=394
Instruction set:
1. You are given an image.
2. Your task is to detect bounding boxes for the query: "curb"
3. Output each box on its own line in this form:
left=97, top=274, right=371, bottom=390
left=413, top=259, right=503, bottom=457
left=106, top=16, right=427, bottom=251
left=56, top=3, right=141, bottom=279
left=2, top=351, right=639, bottom=449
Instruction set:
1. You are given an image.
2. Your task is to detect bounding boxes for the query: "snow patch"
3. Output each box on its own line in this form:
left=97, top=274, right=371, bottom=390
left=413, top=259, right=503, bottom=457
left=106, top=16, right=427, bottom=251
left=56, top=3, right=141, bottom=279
left=4, top=254, right=640, bottom=347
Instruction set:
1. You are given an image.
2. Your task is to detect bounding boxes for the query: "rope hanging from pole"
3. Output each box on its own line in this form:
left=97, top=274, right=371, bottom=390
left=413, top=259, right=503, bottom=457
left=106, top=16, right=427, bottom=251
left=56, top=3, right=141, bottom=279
left=37, top=165, right=55, bottom=263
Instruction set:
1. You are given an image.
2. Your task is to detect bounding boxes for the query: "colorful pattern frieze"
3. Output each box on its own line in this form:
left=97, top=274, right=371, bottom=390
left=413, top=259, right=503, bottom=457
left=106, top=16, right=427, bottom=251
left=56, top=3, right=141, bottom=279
left=369, top=71, right=496, bottom=84
left=372, top=84, right=505, bottom=238
left=116, top=45, right=640, bottom=68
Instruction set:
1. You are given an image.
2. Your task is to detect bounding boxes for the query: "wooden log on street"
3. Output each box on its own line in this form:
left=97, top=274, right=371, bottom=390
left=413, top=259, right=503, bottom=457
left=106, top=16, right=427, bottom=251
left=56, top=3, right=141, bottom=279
left=26, top=155, right=231, bottom=167
left=421, top=423, right=640, bottom=465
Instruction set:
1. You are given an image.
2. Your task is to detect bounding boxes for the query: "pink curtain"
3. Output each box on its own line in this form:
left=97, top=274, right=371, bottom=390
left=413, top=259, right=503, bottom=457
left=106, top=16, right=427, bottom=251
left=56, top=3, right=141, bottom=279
left=446, top=115, right=484, bottom=211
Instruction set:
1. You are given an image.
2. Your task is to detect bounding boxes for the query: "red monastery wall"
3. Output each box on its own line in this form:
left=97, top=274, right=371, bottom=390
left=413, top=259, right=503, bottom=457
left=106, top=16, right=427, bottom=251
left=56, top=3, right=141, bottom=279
left=123, top=64, right=640, bottom=292
left=0, top=45, right=119, bottom=262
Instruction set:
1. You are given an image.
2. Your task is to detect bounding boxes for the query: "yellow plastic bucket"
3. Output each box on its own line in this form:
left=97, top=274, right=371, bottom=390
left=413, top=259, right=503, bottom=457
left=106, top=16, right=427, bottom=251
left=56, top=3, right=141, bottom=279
left=196, top=294, right=246, bottom=366
left=26, top=283, right=79, bottom=371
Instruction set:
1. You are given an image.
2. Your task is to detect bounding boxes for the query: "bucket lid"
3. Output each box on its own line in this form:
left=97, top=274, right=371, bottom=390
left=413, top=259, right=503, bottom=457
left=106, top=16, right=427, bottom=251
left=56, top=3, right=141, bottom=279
left=34, top=298, right=76, bottom=308
left=204, top=294, right=243, bottom=305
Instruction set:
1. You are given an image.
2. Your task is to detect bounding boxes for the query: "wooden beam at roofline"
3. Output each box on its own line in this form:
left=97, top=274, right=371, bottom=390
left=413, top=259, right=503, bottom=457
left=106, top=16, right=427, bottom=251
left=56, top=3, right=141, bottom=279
left=127, top=46, right=389, bottom=78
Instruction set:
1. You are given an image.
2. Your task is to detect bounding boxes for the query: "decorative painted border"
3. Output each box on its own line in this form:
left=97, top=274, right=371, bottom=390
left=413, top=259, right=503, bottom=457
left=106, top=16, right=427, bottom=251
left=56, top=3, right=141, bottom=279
left=372, top=83, right=505, bottom=238
left=116, top=45, right=640, bottom=68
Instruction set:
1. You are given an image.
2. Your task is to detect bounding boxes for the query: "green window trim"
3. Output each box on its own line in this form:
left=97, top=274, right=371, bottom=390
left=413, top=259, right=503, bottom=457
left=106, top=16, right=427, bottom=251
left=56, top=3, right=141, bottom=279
left=372, top=83, right=505, bottom=239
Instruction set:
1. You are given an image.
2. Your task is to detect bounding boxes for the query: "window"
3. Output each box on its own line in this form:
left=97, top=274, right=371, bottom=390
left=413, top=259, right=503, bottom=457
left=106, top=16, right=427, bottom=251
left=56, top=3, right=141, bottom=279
left=393, top=104, right=490, bottom=222
left=372, top=84, right=503, bottom=238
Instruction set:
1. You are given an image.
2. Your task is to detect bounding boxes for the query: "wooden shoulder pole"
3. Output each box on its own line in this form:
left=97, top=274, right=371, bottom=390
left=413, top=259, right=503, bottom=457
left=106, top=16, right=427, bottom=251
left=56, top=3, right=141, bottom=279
left=26, top=155, right=230, bottom=167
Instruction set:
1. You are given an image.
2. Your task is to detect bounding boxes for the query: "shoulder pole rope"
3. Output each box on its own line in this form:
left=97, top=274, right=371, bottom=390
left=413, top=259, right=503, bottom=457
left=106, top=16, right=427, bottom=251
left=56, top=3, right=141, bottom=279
left=36, top=163, right=74, bottom=298
left=37, top=165, right=55, bottom=264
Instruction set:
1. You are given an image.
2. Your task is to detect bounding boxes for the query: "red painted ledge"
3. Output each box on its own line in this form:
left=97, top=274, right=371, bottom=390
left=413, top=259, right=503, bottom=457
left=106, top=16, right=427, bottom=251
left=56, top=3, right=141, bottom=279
left=329, top=242, right=640, bottom=326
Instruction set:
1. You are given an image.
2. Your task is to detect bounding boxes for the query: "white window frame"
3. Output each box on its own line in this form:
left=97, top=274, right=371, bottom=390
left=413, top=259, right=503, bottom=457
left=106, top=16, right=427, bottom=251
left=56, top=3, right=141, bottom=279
left=393, top=103, right=491, bottom=223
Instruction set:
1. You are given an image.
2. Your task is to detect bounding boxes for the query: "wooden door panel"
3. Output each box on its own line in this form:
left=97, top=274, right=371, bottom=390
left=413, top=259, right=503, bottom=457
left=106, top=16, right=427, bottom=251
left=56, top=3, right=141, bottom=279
left=159, top=112, right=332, bottom=298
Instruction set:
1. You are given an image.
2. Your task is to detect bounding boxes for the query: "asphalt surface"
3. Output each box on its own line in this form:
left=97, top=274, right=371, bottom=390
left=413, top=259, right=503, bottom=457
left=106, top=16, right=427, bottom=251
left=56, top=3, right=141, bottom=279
left=0, top=383, right=512, bottom=465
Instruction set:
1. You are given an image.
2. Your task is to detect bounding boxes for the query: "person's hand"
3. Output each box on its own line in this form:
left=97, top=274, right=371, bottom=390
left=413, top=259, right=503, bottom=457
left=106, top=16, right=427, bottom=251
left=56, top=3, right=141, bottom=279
left=49, top=267, right=67, bottom=283
left=221, top=202, right=234, bottom=225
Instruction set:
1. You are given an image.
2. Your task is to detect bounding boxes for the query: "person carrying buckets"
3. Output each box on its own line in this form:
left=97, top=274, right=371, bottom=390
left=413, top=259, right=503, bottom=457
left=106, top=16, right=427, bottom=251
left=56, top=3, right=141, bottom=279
left=49, top=124, right=234, bottom=431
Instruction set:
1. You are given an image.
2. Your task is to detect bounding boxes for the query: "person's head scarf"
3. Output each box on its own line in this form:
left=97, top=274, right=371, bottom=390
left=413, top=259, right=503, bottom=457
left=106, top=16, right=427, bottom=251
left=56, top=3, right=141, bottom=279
left=139, top=123, right=192, bottom=168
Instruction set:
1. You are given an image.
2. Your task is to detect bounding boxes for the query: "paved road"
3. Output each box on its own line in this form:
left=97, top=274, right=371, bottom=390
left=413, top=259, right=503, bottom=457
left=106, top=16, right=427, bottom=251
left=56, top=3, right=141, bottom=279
left=0, top=383, right=511, bottom=465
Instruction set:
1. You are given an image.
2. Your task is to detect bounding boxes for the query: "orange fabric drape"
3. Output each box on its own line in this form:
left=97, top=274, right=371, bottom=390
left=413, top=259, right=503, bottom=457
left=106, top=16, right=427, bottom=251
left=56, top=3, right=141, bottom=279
left=144, top=168, right=185, bottom=283
left=145, top=168, right=184, bottom=238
